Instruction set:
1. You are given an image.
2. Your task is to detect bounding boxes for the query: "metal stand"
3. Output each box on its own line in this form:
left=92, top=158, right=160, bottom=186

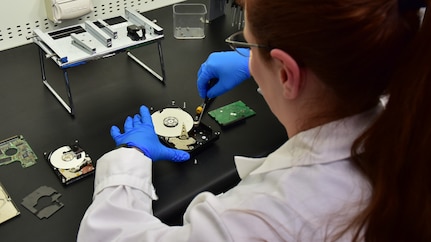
left=34, top=9, right=166, bottom=117
left=38, top=44, right=166, bottom=116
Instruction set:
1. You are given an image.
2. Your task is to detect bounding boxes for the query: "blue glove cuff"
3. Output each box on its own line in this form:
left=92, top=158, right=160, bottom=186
left=116, top=142, right=150, bottom=158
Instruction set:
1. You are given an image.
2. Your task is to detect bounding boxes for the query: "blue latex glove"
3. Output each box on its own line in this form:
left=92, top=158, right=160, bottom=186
left=197, top=49, right=250, bottom=99
left=110, top=106, right=190, bottom=162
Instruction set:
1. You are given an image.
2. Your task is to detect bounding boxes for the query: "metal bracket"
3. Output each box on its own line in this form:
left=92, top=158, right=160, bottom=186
left=71, top=33, right=97, bottom=54
left=96, top=19, right=118, bottom=39
left=85, top=20, right=112, bottom=47
left=125, top=8, right=163, bottom=35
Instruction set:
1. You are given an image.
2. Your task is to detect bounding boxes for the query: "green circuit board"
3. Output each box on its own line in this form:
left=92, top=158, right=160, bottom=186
left=0, top=135, right=37, bottom=168
left=208, top=100, right=256, bottom=127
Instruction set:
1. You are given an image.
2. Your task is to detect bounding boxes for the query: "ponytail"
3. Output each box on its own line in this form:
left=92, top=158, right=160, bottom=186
left=351, top=2, right=431, bottom=241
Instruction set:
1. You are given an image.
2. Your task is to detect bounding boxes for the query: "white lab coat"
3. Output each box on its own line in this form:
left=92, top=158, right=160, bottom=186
left=77, top=106, right=381, bottom=242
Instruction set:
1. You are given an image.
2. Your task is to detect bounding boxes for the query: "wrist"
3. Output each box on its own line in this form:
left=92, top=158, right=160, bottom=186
left=116, top=143, right=146, bottom=156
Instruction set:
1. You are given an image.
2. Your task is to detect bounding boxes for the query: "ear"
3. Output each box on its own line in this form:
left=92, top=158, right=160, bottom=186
left=270, top=49, right=302, bottom=99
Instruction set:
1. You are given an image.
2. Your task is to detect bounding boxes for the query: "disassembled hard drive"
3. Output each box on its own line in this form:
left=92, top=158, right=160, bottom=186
left=151, top=107, right=220, bottom=155
left=44, top=140, right=95, bottom=185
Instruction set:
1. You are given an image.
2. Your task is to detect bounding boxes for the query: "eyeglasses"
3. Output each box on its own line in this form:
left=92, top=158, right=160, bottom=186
left=225, top=31, right=270, bottom=57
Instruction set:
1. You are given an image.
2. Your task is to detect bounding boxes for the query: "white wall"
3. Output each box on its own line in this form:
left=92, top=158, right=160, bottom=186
left=0, top=0, right=184, bottom=51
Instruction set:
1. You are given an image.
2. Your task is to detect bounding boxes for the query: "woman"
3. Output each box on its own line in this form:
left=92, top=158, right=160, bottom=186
left=78, top=0, right=430, bottom=241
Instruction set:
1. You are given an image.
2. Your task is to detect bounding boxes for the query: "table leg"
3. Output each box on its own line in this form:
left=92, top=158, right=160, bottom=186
left=127, top=39, right=166, bottom=84
left=38, top=47, right=75, bottom=117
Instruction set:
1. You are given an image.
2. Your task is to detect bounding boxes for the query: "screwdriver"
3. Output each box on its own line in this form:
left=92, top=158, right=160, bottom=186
left=194, top=78, right=218, bottom=127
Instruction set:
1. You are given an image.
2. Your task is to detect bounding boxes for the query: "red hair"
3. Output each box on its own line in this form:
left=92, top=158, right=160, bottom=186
left=244, top=0, right=431, bottom=240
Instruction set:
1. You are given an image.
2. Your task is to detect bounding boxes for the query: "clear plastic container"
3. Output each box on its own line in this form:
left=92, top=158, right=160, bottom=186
left=173, top=3, right=207, bottom=39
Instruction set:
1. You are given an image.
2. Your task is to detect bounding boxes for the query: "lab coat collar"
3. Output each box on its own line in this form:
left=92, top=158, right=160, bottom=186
left=235, top=105, right=383, bottom=179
